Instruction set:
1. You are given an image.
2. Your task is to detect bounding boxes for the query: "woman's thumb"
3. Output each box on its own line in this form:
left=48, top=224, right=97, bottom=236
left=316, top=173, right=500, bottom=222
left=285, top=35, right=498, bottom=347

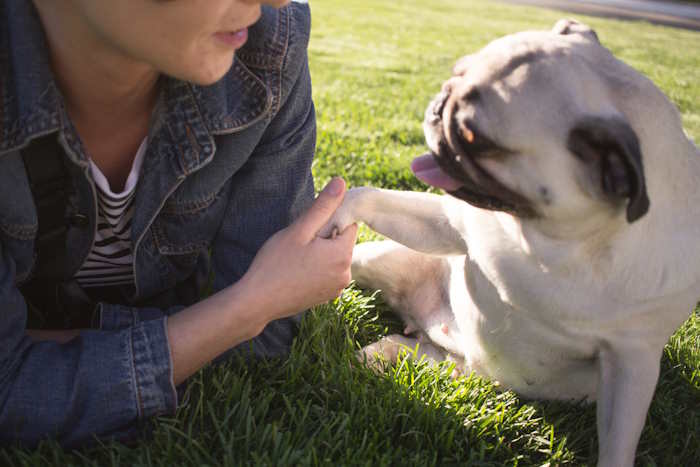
left=296, top=177, right=346, bottom=239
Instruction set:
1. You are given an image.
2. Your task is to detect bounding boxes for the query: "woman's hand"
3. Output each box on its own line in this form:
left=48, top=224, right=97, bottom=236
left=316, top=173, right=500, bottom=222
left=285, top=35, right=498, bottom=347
left=240, top=177, right=358, bottom=321
left=26, top=178, right=358, bottom=387
left=167, top=177, right=357, bottom=384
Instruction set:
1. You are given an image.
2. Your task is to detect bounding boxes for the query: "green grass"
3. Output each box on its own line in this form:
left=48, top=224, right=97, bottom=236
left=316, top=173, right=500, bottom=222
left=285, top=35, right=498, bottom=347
left=4, top=1, right=699, bottom=465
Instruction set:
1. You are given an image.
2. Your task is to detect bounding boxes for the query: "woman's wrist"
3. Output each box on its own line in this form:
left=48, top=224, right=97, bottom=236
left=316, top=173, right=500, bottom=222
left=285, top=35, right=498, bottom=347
left=221, top=275, right=271, bottom=341
left=26, top=329, right=81, bottom=343
left=167, top=275, right=275, bottom=385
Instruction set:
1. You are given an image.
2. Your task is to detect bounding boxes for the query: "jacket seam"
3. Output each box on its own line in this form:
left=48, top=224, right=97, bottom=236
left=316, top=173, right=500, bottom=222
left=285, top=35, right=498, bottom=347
left=275, top=5, right=291, bottom=118
left=162, top=317, right=178, bottom=413
left=0, top=223, right=37, bottom=241
left=128, top=327, right=144, bottom=419
left=159, top=192, right=219, bottom=216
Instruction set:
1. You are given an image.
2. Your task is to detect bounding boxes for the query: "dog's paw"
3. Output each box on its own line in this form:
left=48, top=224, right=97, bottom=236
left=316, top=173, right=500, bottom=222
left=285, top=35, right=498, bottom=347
left=356, top=339, right=403, bottom=373
left=317, top=193, right=358, bottom=239
left=355, top=347, right=389, bottom=374
left=318, top=208, right=354, bottom=239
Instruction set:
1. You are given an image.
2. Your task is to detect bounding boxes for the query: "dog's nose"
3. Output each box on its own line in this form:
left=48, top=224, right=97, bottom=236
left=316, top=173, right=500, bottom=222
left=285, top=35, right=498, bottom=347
left=427, top=91, right=450, bottom=124
left=441, top=76, right=463, bottom=94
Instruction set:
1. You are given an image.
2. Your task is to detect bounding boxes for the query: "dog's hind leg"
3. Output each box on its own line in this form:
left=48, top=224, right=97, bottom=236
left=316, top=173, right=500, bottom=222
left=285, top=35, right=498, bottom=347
left=352, top=240, right=464, bottom=368
left=352, top=240, right=451, bottom=327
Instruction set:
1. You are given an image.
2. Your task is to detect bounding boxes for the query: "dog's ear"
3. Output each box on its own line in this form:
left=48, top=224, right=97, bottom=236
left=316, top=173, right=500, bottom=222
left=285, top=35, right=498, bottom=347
left=567, top=116, right=650, bottom=223
left=552, top=18, right=600, bottom=43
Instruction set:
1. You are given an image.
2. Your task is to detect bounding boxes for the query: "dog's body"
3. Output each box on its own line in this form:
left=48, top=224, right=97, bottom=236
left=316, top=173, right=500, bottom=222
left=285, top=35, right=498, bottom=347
left=321, top=20, right=699, bottom=467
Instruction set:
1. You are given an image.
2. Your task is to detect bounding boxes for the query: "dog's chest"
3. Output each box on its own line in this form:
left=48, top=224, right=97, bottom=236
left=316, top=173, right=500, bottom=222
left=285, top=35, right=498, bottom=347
left=445, top=255, right=600, bottom=394
left=451, top=246, right=619, bottom=357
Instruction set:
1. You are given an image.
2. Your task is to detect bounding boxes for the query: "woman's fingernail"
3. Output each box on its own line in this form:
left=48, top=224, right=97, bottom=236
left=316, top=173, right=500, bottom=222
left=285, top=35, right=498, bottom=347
left=324, top=177, right=344, bottom=196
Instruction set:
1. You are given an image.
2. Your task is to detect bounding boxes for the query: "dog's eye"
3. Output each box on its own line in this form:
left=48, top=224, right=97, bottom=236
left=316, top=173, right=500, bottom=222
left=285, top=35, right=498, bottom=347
left=463, top=88, right=481, bottom=103
left=460, top=123, right=475, bottom=143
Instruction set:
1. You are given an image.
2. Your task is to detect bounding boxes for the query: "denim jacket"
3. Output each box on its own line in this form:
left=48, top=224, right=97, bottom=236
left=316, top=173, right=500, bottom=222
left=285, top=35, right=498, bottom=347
left=0, top=0, right=315, bottom=446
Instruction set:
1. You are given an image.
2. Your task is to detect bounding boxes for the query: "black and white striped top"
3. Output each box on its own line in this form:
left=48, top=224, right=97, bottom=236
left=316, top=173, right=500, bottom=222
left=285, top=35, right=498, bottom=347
left=74, top=139, right=147, bottom=288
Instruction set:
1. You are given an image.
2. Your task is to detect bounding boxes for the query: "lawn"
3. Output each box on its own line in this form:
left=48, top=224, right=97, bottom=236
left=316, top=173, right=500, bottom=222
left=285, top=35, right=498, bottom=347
left=4, top=0, right=699, bottom=466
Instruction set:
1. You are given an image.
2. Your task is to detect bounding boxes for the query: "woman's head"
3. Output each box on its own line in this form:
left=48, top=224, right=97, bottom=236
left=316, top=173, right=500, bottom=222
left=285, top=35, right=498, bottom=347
left=36, top=0, right=291, bottom=85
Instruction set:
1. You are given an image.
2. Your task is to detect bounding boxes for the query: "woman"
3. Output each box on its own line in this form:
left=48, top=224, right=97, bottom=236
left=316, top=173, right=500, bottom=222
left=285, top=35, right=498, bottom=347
left=0, top=0, right=357, bottom=446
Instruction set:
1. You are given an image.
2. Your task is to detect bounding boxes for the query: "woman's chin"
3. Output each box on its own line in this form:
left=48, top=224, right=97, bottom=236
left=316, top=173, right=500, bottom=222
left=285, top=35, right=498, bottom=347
left=178, top=56, right=235, bottom=86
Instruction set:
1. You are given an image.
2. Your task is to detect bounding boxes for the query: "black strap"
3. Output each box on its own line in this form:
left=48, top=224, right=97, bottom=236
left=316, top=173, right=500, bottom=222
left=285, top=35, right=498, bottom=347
left=18, top=135, right=127, bottom=328
left=19, top=135, right=97, bottom=328
left=20, top=134, right=73, bottom=281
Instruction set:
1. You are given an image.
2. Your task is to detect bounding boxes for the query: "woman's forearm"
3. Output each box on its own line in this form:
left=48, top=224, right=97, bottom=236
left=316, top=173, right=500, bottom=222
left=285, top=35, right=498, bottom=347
left=167, top=275, right=267, bottom=385
left=26, top=329, right=81, bottom=343
left=25, top=278, right=268, bottom=386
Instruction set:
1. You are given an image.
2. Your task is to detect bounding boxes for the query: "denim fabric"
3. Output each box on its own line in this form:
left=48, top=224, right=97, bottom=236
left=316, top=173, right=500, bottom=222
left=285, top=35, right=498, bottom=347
left=0, top=0, right=315, bottom=447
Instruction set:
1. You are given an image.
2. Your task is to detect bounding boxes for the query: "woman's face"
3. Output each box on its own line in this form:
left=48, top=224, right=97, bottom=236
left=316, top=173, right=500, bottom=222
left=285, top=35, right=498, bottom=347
left=66, top=0, right=291, bottom=85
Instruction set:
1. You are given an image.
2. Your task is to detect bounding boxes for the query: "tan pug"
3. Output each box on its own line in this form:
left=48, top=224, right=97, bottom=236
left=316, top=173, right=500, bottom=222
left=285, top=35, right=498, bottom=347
left=320, top=19, right=699, bottom=467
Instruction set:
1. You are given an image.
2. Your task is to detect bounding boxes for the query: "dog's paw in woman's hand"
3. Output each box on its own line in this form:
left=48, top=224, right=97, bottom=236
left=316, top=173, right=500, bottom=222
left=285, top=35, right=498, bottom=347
left=317, top=191, right=358, bottom=239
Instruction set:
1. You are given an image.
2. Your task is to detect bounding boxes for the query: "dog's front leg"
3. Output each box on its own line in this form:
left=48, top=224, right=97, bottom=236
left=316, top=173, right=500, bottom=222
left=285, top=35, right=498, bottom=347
left=319, top=187, right=468, bottom=256
left=596, top=341, right=662, bottom=467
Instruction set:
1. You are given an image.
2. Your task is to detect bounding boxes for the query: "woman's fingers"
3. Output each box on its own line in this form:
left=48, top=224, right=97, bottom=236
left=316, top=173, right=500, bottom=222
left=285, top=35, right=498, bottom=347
left=294, top=177, right=346, bottom=241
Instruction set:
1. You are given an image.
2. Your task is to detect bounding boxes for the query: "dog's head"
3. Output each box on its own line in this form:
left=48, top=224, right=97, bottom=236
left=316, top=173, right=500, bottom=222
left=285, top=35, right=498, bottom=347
left=416, top=19, right=650, bottom=228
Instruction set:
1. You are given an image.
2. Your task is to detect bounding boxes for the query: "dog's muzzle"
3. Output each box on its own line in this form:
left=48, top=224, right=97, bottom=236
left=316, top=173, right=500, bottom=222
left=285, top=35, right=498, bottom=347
left=416, top=88, right=536, bottom=217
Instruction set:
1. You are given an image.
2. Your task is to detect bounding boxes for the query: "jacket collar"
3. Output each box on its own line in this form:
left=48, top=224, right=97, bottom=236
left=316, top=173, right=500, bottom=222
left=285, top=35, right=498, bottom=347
left=0, top=0, right=275, bottom=172
left=0, top=0, right=62, bottom=155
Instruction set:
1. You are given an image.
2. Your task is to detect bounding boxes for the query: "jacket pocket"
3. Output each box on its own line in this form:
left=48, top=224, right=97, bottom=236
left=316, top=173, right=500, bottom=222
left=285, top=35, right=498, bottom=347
left=150, top=190, right=227, bottom=281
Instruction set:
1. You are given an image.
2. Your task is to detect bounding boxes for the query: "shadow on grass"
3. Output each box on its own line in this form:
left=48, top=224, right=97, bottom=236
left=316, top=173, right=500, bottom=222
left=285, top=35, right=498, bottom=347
left=2, top=297, right=696, bottom=466
left=326, top=288, right=700, bottom=466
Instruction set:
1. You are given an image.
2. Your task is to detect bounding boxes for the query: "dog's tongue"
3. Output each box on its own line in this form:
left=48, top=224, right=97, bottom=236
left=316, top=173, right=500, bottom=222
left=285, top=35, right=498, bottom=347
left=411, top=153, right=463, bottom=191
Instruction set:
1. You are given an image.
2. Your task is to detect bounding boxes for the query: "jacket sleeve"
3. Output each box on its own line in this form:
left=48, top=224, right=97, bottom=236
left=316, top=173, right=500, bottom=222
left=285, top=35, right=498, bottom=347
left=0, top=240, right=178, bottom=447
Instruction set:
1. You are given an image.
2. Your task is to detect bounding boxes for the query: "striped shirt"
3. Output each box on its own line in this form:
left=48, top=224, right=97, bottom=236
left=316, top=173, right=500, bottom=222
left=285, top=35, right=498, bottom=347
left=74, top=139, right=147, bottom=288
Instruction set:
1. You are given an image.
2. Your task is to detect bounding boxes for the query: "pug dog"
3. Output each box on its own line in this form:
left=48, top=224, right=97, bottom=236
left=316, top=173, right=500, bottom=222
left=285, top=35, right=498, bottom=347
left=319, top=19, right=699, bottom=467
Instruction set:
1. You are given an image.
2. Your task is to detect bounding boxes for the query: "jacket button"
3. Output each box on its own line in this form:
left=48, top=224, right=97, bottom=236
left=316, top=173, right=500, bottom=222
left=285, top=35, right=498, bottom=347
left=69, top=214, right=89, bottom=228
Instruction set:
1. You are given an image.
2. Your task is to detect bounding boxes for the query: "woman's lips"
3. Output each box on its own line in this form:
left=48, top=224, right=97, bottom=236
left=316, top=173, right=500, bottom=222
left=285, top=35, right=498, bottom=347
left=214, top=28, right=249, bottom=49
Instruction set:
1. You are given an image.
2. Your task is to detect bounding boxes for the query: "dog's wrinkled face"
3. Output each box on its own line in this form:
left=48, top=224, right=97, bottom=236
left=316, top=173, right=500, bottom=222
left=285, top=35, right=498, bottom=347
left=416, top=19, right=649, bottom=229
